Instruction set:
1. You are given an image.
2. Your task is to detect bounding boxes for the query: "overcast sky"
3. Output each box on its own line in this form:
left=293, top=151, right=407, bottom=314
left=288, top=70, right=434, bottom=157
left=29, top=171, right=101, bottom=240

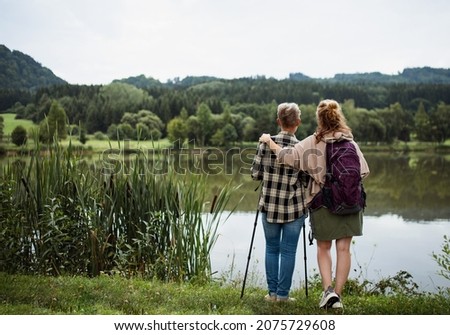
left=1, top=0, right=449, bottom=85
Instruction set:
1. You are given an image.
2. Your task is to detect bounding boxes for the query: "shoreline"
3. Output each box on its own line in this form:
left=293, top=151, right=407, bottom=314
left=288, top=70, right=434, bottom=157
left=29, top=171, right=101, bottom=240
left=1, top=138, right=450, bottom=157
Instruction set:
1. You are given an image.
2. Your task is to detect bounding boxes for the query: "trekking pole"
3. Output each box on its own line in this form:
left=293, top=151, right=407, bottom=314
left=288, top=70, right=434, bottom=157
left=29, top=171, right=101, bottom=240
left=240, top=182, right=262, bottom=299
left=302, top=221, right=308, bottom=298
left=300, top=175, right=309, bottom=298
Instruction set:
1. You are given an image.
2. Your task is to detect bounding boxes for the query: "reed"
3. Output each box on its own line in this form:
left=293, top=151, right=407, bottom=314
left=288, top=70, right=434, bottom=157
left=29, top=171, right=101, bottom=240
left=0, top=133, right=237, bottom=282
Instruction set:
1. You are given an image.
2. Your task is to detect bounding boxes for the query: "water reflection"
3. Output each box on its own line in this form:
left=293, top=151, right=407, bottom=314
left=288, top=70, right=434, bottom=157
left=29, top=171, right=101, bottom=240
left=362, top=152, right=450, bottom=220
left=201, top=151, right=450, bottom=221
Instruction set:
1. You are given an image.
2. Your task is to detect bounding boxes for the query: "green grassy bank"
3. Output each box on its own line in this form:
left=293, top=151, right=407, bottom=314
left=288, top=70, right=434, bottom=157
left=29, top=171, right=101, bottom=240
left=1, top=273, right=449, bottom=315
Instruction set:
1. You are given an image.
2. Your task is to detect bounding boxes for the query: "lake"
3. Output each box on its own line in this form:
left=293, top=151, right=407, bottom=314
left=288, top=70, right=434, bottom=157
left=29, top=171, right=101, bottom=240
left=207, top=151, right=450, bottom=293
left=212, top=212, right=450, bottom=293
left=1, top=148, right=449, bottom=292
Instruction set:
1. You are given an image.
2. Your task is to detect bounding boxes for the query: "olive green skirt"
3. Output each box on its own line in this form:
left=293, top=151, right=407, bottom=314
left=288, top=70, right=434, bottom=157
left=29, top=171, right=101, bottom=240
left=310, top=207, right=363, bottom=241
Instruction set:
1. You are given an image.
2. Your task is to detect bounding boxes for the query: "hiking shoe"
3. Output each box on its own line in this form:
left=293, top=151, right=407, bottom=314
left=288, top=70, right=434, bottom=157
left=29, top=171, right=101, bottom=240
left=264, top=294, right=277, bottom=302
left=319, top=286, right=340, bottom=309
left=279, top=297, right=296, bottom=302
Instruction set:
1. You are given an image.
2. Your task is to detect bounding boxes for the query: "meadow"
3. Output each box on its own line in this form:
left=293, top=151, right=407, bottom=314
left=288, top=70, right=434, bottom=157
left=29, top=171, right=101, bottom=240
left=1, top=113, right=35, bottom=135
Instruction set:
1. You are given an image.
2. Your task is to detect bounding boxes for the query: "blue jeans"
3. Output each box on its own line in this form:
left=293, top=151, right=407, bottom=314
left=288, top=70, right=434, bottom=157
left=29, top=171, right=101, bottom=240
left=262, top=212, right=305, bottom=299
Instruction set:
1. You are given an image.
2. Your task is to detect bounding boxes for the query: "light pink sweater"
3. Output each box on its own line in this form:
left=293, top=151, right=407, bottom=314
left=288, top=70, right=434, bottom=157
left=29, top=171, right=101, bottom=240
left=277, top=132, right=370, bottom=204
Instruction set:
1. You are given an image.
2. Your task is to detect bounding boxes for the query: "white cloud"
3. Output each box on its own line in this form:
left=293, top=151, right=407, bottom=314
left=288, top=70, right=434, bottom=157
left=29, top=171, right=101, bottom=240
left=1, top=0, right=449, bottom=84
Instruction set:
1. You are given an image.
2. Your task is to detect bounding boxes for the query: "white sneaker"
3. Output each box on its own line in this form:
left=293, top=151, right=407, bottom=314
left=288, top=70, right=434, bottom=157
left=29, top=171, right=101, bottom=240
left=264, top=294, right=277, bottom=302
left=319, top=286, right=340, bottom=309
left=331, top=298, right=343, bottom=309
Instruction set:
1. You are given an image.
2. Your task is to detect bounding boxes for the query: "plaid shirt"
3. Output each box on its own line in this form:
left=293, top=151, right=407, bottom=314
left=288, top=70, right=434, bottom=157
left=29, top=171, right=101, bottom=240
left=251, top=131, right=306, bottom=223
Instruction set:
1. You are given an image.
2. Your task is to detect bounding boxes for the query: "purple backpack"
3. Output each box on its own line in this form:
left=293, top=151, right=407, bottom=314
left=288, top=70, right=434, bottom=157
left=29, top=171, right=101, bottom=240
left=310, top=140, right=366, bottom=215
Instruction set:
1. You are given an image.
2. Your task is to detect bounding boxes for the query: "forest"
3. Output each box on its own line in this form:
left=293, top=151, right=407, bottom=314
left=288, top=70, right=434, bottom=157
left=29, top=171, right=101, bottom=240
left=1, top=42, right=450, bottom=146
left=1, top=77, right=449, bottom=147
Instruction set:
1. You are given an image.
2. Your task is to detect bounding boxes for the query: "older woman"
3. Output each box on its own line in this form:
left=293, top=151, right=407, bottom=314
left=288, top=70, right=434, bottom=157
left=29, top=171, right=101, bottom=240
left=251, top=102, right=307, bottom=302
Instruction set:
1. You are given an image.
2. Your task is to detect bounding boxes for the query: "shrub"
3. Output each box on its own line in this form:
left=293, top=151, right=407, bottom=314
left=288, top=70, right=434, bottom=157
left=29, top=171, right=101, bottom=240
left=94, top=131, right=107, bottom=140
left=432, top=235, right=450, bottom=282
left=11, top=125, right=27, bottom=146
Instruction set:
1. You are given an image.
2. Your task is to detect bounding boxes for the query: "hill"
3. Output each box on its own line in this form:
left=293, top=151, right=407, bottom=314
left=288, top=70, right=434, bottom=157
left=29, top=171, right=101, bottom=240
left=0, top=44, right=67, bottom=90
left=118, top=67, right=450, bottom=89
left=1, top=44, right=449, bottom=90
left=324, top=67, right=450, bottom=84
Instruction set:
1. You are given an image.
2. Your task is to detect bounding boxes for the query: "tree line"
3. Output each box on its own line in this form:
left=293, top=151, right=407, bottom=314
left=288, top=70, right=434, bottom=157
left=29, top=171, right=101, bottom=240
left=1, top=77, right=450, bottom=147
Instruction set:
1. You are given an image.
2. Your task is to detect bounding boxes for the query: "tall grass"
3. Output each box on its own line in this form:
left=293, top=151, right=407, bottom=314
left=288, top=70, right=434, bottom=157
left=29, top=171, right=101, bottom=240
left=0, top=133, right=238, bottom=282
